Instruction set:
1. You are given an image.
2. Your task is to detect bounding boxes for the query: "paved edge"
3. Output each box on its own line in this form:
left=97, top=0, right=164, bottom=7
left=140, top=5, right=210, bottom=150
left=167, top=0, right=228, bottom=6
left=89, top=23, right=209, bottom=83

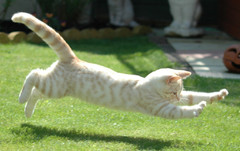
left=148, top=34, right=195, bottom=74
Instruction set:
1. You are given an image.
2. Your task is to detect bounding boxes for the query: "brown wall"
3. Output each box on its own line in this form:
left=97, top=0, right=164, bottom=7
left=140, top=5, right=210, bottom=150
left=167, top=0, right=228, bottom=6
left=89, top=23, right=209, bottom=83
left=219, top=0, right=240, bottom=40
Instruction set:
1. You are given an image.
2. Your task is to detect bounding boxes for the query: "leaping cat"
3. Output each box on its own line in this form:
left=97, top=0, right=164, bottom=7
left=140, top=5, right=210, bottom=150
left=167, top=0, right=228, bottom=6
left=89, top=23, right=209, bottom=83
left=12, top=12, right=228, bottom=119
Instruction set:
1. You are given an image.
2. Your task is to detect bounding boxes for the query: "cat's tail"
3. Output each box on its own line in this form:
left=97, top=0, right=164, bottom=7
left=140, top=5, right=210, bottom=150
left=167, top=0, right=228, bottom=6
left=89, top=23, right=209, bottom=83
left=11, top=12, right=77, bottom=63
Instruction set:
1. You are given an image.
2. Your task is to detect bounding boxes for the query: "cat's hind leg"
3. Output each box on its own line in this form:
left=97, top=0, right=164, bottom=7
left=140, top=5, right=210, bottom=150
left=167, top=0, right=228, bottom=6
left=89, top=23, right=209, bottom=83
left=180, top=89, right=228, bottom=105
left=19, top=69, right=42, bottom=104
left=25, top=87, right=43, bottom=118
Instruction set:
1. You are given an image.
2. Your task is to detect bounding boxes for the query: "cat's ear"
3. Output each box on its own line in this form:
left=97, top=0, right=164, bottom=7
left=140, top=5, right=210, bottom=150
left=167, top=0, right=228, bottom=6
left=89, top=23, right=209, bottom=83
left=166, top=76, right=181, bottom=84
left=177, top=70, right=191, bottom=79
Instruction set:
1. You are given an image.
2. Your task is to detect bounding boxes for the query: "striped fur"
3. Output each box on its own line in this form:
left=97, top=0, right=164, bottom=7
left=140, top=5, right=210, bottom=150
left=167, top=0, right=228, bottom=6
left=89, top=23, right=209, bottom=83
left=12, top=12, right=77, bottom=62
left=13, top=12, right=229, bottom=119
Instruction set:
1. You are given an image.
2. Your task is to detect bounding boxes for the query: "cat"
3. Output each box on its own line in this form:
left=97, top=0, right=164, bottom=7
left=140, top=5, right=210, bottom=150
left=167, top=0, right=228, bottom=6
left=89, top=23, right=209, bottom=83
left=12, top=12, right=228, bottom=119
left=164, top=0, right=203, bottom=37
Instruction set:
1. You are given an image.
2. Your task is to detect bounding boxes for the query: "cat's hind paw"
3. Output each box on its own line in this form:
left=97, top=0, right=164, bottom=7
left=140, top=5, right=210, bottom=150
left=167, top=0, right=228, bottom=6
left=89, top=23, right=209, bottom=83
left=25, top=108, right=33, bottom=118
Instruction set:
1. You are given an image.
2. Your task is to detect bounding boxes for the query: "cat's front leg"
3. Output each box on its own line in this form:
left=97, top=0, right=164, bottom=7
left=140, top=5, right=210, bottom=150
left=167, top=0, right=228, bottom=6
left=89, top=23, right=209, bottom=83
left=152, top=101, right=206, bottom=119
left=180, top=89, right=228, bottom=105
left=178, top=101, right=206, bottom=118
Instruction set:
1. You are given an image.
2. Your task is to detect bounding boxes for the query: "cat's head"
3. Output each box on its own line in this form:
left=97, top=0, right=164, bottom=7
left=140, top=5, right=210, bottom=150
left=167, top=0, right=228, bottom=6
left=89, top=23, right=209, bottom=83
left=142, top=68, right=191, bottom=102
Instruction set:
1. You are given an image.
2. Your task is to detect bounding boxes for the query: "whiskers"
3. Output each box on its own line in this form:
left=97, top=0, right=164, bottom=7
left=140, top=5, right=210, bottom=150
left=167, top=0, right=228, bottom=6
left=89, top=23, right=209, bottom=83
left=173, top=97, right=189, bottom=105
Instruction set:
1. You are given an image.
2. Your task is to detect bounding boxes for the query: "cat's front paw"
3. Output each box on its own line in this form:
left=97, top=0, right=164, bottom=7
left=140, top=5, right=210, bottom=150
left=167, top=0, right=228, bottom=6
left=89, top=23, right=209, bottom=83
left=183, top=101, right=206, bottom=118
left=220, top=89, right=229, bottom=98
left=210, top=89, right=229, bottom=103
left=193, top=101, right=206, bottom=117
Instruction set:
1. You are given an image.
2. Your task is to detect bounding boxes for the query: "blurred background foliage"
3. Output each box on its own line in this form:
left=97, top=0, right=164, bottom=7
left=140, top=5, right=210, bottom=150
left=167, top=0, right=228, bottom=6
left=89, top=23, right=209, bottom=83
left=36, top=0, right=93, bottom=30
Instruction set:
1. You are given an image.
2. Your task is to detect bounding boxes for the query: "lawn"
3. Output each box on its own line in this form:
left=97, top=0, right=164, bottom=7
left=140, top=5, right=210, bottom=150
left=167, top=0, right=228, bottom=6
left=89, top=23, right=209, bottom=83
left=0, top=36, right=239, bottom=150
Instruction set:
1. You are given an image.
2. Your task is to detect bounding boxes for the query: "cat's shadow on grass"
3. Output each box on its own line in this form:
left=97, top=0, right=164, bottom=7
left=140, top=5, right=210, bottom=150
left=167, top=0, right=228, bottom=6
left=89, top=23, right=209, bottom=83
left=12, top=123, right=202, bottom=150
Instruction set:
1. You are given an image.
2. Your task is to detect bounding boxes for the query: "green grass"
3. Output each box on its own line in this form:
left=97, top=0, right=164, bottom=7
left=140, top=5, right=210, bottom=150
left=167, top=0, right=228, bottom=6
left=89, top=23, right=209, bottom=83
left=0, top=36, right=239, bottom=150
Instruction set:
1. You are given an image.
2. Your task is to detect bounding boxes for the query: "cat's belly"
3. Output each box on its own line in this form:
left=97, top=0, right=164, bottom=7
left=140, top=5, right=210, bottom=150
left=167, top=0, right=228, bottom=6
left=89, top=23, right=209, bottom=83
left=73, top=85, right=140, bottom=112
left=67, top=68, right=142, bottom=111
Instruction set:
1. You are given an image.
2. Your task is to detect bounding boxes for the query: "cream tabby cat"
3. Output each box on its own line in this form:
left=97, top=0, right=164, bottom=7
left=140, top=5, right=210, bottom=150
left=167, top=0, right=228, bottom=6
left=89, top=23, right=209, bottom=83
left=12, top=12, right=228, bottom=119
